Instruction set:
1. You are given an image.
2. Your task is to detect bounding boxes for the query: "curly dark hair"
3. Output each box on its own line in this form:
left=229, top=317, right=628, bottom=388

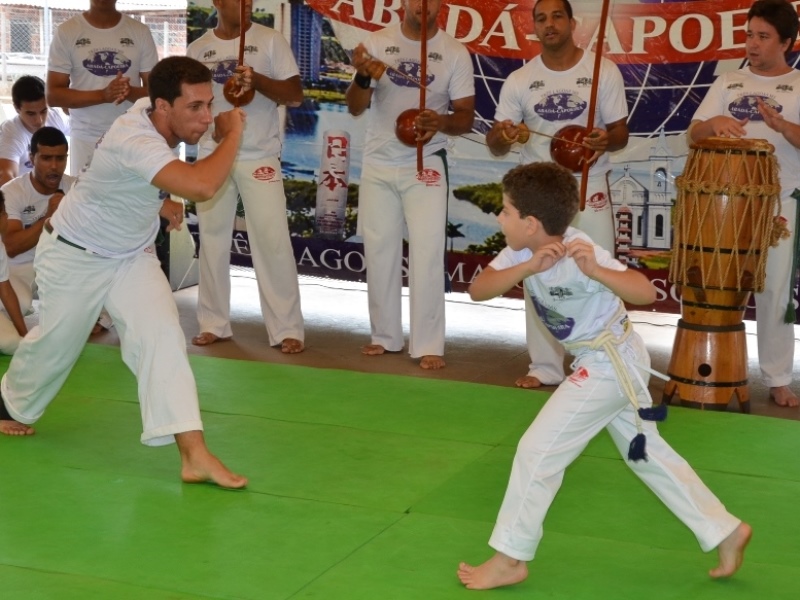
left=501, top=162, right=579, bottom=236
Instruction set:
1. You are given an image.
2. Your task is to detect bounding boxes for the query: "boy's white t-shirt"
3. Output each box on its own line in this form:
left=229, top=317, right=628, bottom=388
left=489, top=227, right=627, bottom=345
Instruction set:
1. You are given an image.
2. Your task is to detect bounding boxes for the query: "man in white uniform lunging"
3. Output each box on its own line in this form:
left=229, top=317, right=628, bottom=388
left=0, top=56, right=248, bottom=489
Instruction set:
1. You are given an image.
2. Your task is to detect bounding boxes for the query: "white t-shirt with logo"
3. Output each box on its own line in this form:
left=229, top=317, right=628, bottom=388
left=360, top=24, right=475, bottom=167
left=693, top=67, right=800, bottom=200
left=47, top=14, right=158, bottom=142
left=50, top=98, right=178, bottom=258
left=0, top=109, right=70, bottom=176
left=187, top=23, right=299, bottom=161
left=489, top=227, right=628, bottom=347
left=495, top=51, right=627, bottom=174
left=1, top=172, right=76, bottom=264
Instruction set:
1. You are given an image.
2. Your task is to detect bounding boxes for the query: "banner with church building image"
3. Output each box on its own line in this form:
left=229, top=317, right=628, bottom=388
left=185, top=0, right=800, bottom=322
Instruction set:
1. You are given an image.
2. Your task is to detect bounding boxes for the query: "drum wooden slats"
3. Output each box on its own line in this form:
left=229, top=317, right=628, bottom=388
left=664, top=138, right=780, bottom=411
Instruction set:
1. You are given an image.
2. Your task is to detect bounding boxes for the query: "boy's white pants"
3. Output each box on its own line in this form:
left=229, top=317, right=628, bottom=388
left=489, top=336, right=741, bottom=561
left=1, top=228, right=203, bottom=446
left=523, top=174, right=615, bottom=383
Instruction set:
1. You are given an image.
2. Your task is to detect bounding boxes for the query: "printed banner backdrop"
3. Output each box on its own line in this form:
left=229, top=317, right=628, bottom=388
left=185, top=0, right=800, bottom=321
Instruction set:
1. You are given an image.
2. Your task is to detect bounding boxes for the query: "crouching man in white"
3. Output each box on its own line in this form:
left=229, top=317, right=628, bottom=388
left=1, top=127, right=75, bottom=317
left=0, top=56, right=248, bottom=489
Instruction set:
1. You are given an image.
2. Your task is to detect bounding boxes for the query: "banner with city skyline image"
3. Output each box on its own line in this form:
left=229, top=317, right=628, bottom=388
left=185, top=0, right=800, bottom=322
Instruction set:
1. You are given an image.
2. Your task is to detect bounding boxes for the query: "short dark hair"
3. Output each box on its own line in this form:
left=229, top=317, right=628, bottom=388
left=502, top=162, right=579, bottom=236
left=11, top=75, right=45, bottom=109
left=748, top=0, right=799, bottom=59
left=30, top=126, right=69, bottom=156
left=533, top=0, right=573, bottom=20
left=148, top=56, right=212, bottom=107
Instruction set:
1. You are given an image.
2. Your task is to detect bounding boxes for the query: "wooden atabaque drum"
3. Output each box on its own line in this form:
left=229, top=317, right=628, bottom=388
left=664, top=137, right=779, bottom=412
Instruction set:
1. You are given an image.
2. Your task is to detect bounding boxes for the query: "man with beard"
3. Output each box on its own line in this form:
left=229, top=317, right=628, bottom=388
left=1, top=127, right=75, bottom=317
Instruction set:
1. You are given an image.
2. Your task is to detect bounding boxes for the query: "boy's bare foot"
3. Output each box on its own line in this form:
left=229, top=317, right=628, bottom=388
left=769, top=386, right=798, bottom=408
left=420, top=355, right=446, bottom=370
left=191, top=332, right=232, bottom=347
left=280, top=338, right=304, bottom=354
left=457, top=553, right=528, bottom=590
left=362, top=344, right=386, bottom=356
left=709, top=522, right=752, bottom=578
left=515, top=375, right=542, bottom=389
left=0, top=399, right=35, bottom=436
left=176, top=430, right=247, bottom=489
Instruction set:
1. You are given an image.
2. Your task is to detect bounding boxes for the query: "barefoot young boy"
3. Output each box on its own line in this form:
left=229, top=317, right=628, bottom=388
left=457, top=162, right=751, bottom=590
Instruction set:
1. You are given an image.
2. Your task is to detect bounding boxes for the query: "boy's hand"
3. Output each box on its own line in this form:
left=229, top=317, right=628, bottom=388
left=529, top=241, right=566, bottom=274
left=566, top=239, right=599, bottom=278
left=212, top=107, right=246, bottom=143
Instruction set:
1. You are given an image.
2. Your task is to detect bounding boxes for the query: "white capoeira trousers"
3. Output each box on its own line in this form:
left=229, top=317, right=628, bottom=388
left=8, top=262, right=35, bottom=316
left=195, top=155, right=304, bottom=346
left=359, top=154, right=448, bottom=358
left=524, top=174, right=615, bottom=383
left=489, top=338, right=741, bottom=561
left=754, top=192, right=797, bottom=388
left=1, top=228, right=203, bottom=446
left=68, top=137, right=97, bottom=177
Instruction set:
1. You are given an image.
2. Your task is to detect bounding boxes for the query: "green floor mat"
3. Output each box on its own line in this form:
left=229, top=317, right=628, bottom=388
left=0, top=345, right=797, bottom=599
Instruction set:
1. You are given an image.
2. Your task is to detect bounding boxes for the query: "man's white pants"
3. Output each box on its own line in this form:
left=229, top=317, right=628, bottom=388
left=523, top=174, right=615, bottom=383
left=8, top=261, right=35, bottom=315
left=1, top=229, right=203, bottom=446
left=196, top=156, right=304, bottom=346
left=0, top=310, right=20, bottom=354
left=359, top=155, right=447, bottom=358
left=755, top=192, right=797, bottom=387
left=68, top=137, right=97, bottom=177
left=489, top=338, right=740, bottom=561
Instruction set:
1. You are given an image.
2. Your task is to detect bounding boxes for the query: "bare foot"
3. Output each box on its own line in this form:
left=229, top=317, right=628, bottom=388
left=90, top=321, right=107, bottom=336
left=0, top=400, right=35, bottom=436
left=281, top=338, right=305, bottom=354
left=515, top=375, right=542, bottom=389
left=769, top=386, right=798, bottom=408
left=176, top=430, right=247, bottom=489
left=191, top=332, right=232, bottom=347
left=457, top=553, right=528, bottom=590
left=709, top=522, right=752, bottom=578
left=362, top=344, right=386, bottom=356
left=420, top=355, right=446, bottom=370
left=0, top=419, right=35, bottom=436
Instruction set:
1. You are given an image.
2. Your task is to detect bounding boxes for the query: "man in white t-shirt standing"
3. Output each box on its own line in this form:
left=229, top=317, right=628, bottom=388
left=1, top=127, right=75, bottom=316
left=0, top=76, right=70, bottom=187
left=690, top=0, right=800, bottom=408
left=0, top=56, right=248, bottom=489
left=46, top=0, right=158, bottom=176
left=346, top=0, right=475, bottom=370
left=186, top=0, right=305, bottom=354
left=485, top=0, right=629, bottom=389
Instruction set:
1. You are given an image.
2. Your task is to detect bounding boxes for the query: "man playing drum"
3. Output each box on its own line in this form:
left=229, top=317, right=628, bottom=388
left=689, top=0, right=800, bottom=408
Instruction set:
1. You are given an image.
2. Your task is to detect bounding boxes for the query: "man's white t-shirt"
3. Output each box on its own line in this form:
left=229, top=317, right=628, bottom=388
left=188, top=23, right=299, bottom=161
left=50, top=98, right=178, bottom=258
left=360, top=24, right=475, bottom=166
left=495, top=51, right=628, bottom=174
left=47, top=14, right=158, bottom=142
left=693, top=67, right=800, bottom=200
left=0, top=110, right=70, bottom=176
left=1, top=173, right=77, bottom=264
